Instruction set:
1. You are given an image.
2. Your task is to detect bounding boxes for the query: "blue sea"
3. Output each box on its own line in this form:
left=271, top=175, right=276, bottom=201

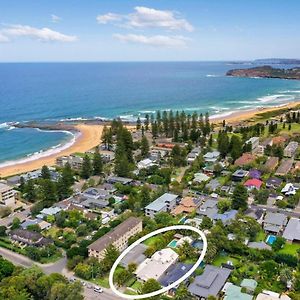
left=1, top=62, right=300, bottom=166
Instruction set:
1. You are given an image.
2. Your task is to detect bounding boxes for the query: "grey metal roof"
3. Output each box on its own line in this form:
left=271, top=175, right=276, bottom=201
left=248, top=242, right=271, bottom=250
left=283, top=218, right=300, bottom=241
left=264, top=212, right=287, bottom=226
left=188, top=265, right=231, bottom=298
left=145, top=193, right=178, bottom=211
left=120, top=244, right=147, bottom=267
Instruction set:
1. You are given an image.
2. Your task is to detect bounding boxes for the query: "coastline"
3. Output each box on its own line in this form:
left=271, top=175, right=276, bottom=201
left=0, top=124, right=103, bottom=178
left=0, top=101, right=300, bottom=178
left=211, top=101, right=300, bottom=124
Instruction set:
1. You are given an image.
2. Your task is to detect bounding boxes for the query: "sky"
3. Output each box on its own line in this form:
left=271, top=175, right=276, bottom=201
left=0, top=0, right=300, bottom=62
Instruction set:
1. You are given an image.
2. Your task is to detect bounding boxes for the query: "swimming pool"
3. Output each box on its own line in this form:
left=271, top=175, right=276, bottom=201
left=266, top=235, right=277, bottom=245
left=168, top=239, right=178, bottom=248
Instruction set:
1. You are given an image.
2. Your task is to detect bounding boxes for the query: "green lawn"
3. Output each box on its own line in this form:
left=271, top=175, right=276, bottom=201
left=212, top=254, right=239, bottom=267
left=143, top=236, right=162, bottom=247
left=91, top=276, right=110, bottom=288
left=130, top=280, right=142, bottom=292
left=255, top=231, right=267, bottom=242
left=279, top=243, right=300, bottom=255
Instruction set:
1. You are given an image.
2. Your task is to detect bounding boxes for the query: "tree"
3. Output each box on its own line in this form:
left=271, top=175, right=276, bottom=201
left=74, top=263, right=91, bottom=280
left=41, top=165, right=51, bottom=180
left=229, top=135, right=243, bottom=161
left=200, top=216, right=213, bottom=229
left=0, top=225, right=7, bottom=236
left=141, top=136, right=150, bottom=158
left=175, top=283, right=194, bottom=300
left=136, top=117, right=142, bottom=130
left=93, top=146, right=103, bottom=175
left=11, top=217, right=21, bottom=230
left=217, top=199, right=231, bottom=213
left=40, top=179, right=57, bottom=205
left=231, top=184, right=248, bottom=210
left=279, top=267, right=292, bottom=285
left=171, top=145, right=186, bottom=167
left=24, top=179, right=36, bottom=202
left=57, top=163, right=74, bottom=200
left=217, top=131, right=229, bottom=158
left=140, top=279, right=161, bottom=299
left=81, top=155, right=92, bottom=179
left=101, top=126, right=113, bottom=150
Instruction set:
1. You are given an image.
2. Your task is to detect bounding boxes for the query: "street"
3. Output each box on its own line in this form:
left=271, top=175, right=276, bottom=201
left=0, top=247, right=121, bottom=300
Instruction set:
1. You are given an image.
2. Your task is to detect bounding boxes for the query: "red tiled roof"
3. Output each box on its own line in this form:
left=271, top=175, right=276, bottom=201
left=244, top=178, right=263, bottom=188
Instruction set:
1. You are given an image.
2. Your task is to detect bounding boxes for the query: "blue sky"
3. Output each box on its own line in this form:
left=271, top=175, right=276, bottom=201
left=0, top=0, right=300, bottom=62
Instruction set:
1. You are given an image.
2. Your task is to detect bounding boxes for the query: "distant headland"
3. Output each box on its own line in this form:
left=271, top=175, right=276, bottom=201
left=226, top=65, right=300, bottom=80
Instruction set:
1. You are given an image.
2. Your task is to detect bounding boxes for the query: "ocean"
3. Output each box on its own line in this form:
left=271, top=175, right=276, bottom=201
left=0, top=61, right=300, bottom=166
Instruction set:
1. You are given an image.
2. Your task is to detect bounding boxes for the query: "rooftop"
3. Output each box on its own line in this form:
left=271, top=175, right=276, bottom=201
left=145, top=193, right=178, bottom=211
left=88, top=217, right=142, bottom=253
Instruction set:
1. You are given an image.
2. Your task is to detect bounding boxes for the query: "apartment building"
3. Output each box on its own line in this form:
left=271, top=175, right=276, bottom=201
left=145, top=193, right=178, bottom=218
left=88, top=217, right=142, bottom=260
left=284, top=141, right=299, bottom=158
left=0, top=183, right=16, bottom=206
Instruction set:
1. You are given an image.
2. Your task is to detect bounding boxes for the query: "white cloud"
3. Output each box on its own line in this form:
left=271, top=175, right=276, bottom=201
left=113, top=33, right=189, bottom=47
left=2, top=25, right=77, bottom=42
left=0, top=32, right=9, bottom=42
left=51, top=14, right=62, bottom=23
left=97, top=6, right=194, bottom=32
left=128, top=6, right=194, bottom=32
left=96, top=13, right=123, bottom=24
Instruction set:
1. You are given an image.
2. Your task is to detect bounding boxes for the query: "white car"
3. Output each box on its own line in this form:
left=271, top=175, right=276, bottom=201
left=94, top=286, right=103, bottom=293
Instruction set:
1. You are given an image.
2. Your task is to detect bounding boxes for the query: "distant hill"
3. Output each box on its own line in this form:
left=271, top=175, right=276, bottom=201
left=226, top=66, right=300, bottom=80
left=254, top=58, right=300, bottom=65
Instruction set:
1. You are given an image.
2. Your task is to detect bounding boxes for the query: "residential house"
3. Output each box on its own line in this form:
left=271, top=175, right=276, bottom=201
left=203, top=151, right=220, bottom=164
left=284, top=141, right=298, bottom=158
left=272, top=136, right=287, bottom=146
left=244, top=178, right=263, bottom=190
left=187, top=147, right=201, bottom=164
left=21, top=218, right=51, bottom=231
left=248, top=241, right=271, bottom=251
left=145, top=193, right=178, bottom=218
left=282, top=218, right=300, bottom=243
left=245, top=208, right=264, bottom=222
left=38, top=207, right=62, bottom=218
left=257, top=138, right=273, bottom=156
left=194, top=173, right=210, bottom=184
left=56, top=155, right=84, bottom=171
left=205, top=179, right=221, bottom=191
left=136, top=248, right=179, bottom=282
left=249, top=169, right=261, bottom=179
left=107, top=176, right=133, bottom=185
left=264, top=157, right=279, bottom=172
left=232, top=169, right=249, bottom=181
left=275, top=159, right=294, bottom=176
left=213, top=210, right=238, bottom=225
left=224, top=283, right=253, bottom=300
left=234, top=153, right=256, bottom=167
left=281, top=183, right=298, bottom=196
left=137, top=158, right=156, bottom=170
left=0, top=183, right=16, bottom=206
left=241, top=279, right=258, bottom=294
left=263, top=212, right=287, bottom=234
left=246, top=137, right=260, bottom=153
left=120, top=244, right=147, bottom=268
left=88, top=217, right=142, bottom=261
left=256, top=290, right=291, bottom=300
left=82, top=187, right=110, bottom=200
left=197, top=199, right=218, bottom=219
left=266, top=177, right=282, bottom=189
left=188, top=265, right=231, bottom=299
left=171, top=196, right=201, bottom=215
left=9, top=229, right=52, bottom=247
left=100, top=151, right=115, bottom=163
left=159, top=263, right=193, bottom=287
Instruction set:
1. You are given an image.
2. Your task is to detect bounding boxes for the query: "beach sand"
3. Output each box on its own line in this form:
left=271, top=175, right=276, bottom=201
left=0, top=124, right=104, bottom=178
left=212, top=101, right=300, bottom=124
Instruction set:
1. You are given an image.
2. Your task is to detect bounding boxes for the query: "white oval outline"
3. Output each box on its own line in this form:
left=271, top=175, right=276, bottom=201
left=109, top=225, right=207, bottom=299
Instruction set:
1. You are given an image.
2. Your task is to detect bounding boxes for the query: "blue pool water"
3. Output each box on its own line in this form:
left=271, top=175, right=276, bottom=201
left=266, top=235, right=277, bottom=245
left=168, top=240, right=178, bottom=248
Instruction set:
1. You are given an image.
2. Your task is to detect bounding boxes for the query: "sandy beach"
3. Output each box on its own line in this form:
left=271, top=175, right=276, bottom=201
left=211, top=101, right=300, bottom=124
left=0, top=124, right=104, bottom=178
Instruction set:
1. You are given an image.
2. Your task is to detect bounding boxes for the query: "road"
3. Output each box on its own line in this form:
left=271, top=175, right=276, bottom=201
left=251, top=204, right=300, bottom=218
left=0, top=247, right=121, bottom=300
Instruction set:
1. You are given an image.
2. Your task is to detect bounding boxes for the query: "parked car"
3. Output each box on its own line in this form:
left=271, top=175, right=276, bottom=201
left=94, top=286, right=103, bottom=293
